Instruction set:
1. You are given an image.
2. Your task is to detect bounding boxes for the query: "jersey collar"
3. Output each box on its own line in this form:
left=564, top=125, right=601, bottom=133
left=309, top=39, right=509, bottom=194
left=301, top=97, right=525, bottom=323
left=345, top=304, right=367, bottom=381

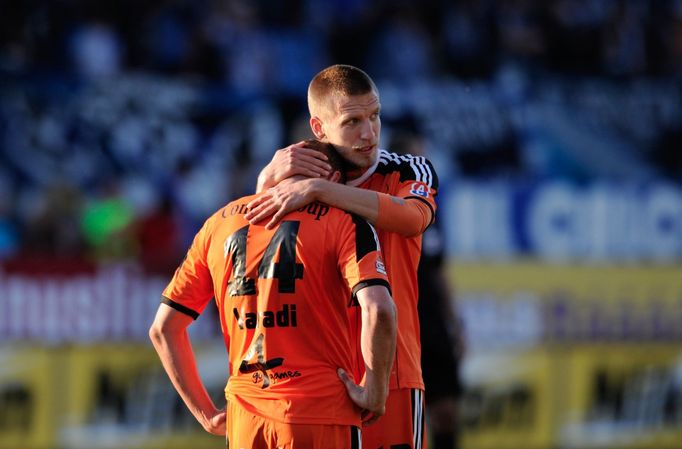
left=346, top=149, right=381, bottom=187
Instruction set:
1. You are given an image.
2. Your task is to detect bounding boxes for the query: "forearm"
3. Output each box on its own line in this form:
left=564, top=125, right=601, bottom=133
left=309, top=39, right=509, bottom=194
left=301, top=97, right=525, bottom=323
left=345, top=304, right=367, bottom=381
left=309, top=179, right=432, bottom=236
left=308, top=179, right=380, bottom=223
left=256, top=164, right=276, bottom=193
left=150, top=327, right=219, bottom=428
left=359, top=293, right=397, bottom=402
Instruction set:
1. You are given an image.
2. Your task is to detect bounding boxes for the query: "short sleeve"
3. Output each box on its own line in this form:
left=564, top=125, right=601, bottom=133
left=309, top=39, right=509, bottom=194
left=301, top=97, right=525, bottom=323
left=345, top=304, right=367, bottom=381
left=161, top=218, right=215, bottom=318
left=336, top=213, right=391, bottom=301
left=393, top=155, right=439, bottom=225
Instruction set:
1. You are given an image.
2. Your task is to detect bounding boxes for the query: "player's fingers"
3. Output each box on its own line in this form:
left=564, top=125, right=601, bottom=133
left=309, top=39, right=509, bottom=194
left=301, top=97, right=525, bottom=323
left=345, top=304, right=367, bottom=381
left=247, top=201, right=276, bottom=224
left=211, top=411, right=226, bottom=428
left=264, top=208, right=287, bottom=230
left=337, top=368, right=366, bottom=405
left=362, top=403, right=385, bottom=426
left=293, top=145, right=329, bottom=162
left=293, top=149, right=331, bottom=168
left=206, top=411, right=227, bottom=435
left=291, top=160, right=330, bottom=178
left=362, top=413, right=381, bottom=426
left=337, top=368, right=354, bottom=387
left=245, top=196, right=269, bottom=218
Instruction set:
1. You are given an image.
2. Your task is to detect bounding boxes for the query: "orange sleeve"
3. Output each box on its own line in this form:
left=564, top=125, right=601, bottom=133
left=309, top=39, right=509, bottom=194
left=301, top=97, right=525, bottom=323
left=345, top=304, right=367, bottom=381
left=161, top=217, right=215, bottom=319
left=375, top=191, right=434, bottom=238
left=336, top=213, right=390, bottom=300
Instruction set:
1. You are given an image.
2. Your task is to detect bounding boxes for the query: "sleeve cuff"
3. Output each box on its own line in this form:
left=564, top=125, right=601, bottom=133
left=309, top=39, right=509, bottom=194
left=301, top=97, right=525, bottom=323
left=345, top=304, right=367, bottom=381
left=351, top=279, right=392, bottom=299
left=161, top=296, right=200, bottom=320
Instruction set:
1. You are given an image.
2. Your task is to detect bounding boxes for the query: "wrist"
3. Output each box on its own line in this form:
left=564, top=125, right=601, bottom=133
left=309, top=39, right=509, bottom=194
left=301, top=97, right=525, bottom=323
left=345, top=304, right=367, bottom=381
left=304, top=178, right=324, bottom=201
left=257, top=168, right=274, bottom=192
left=363, top=370, right=389, bottom=397
left=200, top=411, right=218, bottom=432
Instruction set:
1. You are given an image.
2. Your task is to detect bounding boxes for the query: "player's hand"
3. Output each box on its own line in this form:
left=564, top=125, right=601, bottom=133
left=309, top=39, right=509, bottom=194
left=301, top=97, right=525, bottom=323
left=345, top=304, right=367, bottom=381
left=203, top=408, right=227, bottom=436
left=337, top=368, right=386, bottom=426
left=246, top=178, right=316, bottom=229
left=265, top=141, right=331, bottom=186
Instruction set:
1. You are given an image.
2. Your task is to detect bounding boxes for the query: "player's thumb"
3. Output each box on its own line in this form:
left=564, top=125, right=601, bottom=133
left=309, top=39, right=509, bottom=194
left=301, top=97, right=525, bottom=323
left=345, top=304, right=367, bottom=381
left=337, top=368, right=360, bottom=393
left=338, top=368, right=351, bottom=384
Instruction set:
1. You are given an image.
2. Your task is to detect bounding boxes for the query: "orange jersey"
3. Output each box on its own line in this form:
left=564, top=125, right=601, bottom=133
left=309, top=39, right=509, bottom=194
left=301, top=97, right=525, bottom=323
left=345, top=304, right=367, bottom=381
left=162, top=195, right=390, bottom=426
left=348, top=149, right=438, bottom=390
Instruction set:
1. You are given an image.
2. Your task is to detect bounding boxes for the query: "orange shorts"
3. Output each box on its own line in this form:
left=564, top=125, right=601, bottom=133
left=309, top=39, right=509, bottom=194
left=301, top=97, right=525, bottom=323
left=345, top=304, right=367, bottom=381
left=226, top=400, right=361, bottom=449
left=362, top=388, right=426, bottom=449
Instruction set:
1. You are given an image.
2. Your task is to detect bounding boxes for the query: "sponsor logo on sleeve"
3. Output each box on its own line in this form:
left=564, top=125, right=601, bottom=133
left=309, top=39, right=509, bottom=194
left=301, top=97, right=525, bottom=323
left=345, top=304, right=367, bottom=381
left=376, top=259, right=387, bottom=275
left=410, top=182, right=429, bottom=198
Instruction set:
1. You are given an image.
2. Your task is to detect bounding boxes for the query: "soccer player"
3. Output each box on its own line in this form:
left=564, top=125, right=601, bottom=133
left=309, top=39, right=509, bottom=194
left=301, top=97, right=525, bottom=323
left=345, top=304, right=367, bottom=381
left=149, top=140, right=397, bottom=448
left=247, top=65, right=439, bottom=449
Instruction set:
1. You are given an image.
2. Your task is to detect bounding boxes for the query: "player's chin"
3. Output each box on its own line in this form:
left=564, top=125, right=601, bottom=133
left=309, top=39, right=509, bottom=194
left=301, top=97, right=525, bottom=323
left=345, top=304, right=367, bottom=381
left=353, top=150, right=377, bottom=167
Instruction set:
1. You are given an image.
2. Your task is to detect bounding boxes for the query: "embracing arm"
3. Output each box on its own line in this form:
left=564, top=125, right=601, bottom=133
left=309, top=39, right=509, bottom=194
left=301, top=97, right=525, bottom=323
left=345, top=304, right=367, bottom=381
left=247, top=178, right=432, bottom=236
left=149, top=303, right=226, bottom=435
left=338, top=285, right=397, bottom=425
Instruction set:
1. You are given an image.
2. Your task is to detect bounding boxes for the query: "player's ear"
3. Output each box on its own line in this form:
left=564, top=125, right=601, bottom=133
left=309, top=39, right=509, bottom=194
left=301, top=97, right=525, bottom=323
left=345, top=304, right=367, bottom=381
left=310, top=116, right=325, bottom=140
left=328, top=170, right=342, bottom=183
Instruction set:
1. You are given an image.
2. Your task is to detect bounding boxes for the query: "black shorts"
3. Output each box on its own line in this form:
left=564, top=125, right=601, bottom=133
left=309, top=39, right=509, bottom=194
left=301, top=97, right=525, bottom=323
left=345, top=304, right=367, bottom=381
left=420, top=306, right=462, bottom=399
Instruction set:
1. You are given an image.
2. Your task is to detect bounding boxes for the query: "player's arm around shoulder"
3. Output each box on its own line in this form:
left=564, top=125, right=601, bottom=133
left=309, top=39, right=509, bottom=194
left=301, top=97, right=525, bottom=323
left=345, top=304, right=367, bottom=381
left=373, top=152, right=440, bottom=237
left=316, top=153, right=439, bottom=238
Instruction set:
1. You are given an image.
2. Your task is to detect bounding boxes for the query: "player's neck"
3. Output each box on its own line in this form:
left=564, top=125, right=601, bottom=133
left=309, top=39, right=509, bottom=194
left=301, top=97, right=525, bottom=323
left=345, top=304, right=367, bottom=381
left=346, top=157, right=379, bottom=187
left=346, top=167, right=368, bottom=181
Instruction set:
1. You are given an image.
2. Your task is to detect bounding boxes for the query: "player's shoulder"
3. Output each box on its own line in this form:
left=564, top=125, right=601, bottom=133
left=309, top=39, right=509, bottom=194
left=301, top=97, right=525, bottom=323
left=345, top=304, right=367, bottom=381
left=201, top=194, right=255, bottom=230
left=375, top=149, right=438, bottom=187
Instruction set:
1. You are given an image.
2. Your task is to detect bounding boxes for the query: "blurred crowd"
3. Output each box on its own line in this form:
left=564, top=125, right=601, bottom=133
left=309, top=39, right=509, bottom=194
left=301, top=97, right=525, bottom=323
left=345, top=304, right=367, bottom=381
left=3, top=0, right=682, bottom=82
left=1, top=0, right=681, bottom=271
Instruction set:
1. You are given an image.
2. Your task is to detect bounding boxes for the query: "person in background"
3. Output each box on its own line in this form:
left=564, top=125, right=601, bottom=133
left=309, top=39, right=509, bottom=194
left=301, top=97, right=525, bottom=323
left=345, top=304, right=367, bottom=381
left=391, top=129, right=465, bottom=449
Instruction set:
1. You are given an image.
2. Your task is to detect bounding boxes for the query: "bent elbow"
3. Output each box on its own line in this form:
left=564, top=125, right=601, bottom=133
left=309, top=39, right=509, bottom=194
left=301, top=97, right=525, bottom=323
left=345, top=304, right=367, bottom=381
left=377, top=299, right=397, bottom=331
left=401, top=222, right=427, bottom=238
left=149, top=323, right=163, bottom=345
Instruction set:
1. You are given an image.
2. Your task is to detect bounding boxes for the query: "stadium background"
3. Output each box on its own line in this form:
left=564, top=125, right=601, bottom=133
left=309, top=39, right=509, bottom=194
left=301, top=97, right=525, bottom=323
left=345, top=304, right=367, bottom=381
left=1, top=0, right=681, bottom=448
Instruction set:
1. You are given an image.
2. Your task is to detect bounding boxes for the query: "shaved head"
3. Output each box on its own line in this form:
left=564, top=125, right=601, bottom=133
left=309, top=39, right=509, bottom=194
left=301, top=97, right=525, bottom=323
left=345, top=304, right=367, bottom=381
left=307, top=65, right=378, bottom=118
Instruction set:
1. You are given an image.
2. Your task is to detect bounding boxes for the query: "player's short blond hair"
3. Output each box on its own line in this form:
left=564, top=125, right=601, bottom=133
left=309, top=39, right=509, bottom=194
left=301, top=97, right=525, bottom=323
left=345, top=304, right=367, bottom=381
left=307, top=65, right=378, bottom=117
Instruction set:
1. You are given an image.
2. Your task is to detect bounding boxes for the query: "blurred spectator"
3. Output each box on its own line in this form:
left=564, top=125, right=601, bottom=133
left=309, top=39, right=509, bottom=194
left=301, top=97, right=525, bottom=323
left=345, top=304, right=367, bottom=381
left=69, top=19, right=123, bottom=79
left=204, top=1, right=274, bottom=96
left=19, top=182, right=87, bottom=259
left=496, top=0, right=548, bottom=67
left=441, top=0, right=498, bottom=79
left=0, top=171, right=18, bottom=260
left=545, top=0, right=609, bottom=74
left=80, top=179, right=136, bottom=261
left=601, top=1, right=647, bottom=76
left=133, top=195, right=184, bottom=275
left=664, top=3, right=682, bottom=76
left=366, top=3, right=438, bottom=84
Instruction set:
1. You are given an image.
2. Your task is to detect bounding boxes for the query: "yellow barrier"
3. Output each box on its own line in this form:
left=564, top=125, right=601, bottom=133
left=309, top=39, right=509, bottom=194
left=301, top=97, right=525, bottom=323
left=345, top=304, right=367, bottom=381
left=449, top=261, right=682, bottom=298
left=558, top=344, right=682, bottom=449
left=459, top=347, right=559, bottom=449
left=0, top=346, right=58, bottom=449
left=59, top=343, right=227, bottom=449
left=448, top=262, right=682, bottom=449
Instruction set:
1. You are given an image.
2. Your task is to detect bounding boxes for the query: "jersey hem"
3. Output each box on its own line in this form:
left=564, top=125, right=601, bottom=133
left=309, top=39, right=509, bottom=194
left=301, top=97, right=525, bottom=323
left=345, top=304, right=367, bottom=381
left=225, top=393, right=361, bottom=427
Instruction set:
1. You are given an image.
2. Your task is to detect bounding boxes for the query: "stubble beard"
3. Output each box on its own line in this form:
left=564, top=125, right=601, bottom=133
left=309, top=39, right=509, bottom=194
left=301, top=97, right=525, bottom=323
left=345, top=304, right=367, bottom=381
left=343, top=148, right=377, bottom=180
